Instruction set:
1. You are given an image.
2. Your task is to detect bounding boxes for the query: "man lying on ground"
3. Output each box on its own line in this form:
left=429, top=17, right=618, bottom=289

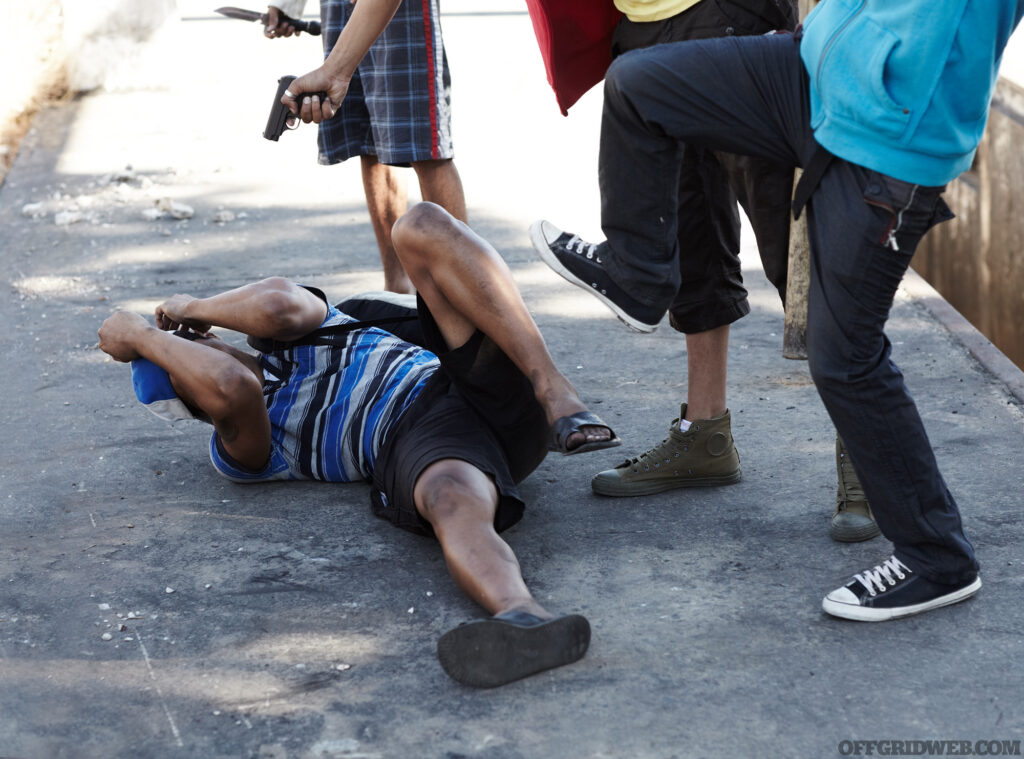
left=97, top=202, right=619, bottom=687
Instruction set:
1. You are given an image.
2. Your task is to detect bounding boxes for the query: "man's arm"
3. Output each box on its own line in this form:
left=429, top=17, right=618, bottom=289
left=154, top=277, right=328, bottom=340
left=98, top=311, right=273, bottom=470
left=282, top=0, right=403, bottom=123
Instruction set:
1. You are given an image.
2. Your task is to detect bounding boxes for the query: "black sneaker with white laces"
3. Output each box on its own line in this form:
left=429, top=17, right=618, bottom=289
left=529, top=220, right=664, bottom=333
left=822, top=555, right=981, bottom=622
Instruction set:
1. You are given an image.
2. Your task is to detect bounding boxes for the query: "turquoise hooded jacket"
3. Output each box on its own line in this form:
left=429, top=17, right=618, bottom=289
left=800, top=0, right=1024, bottom=186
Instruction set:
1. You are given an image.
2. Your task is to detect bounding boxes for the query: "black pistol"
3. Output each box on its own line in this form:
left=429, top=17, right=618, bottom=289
left=263, top=75, right=330, bottom=141
left=264, top=75, right=298, bottom=141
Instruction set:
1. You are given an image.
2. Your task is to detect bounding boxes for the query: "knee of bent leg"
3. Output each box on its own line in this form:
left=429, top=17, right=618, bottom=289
left=391, top=202, right=452, bottom=257
left=415, top=467, right=495, bottom=528
left=605, top=48, right=654, bottom=102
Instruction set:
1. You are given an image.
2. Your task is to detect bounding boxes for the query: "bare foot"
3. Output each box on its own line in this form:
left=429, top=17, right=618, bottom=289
left=565, top=425, right=613, bottom=451
left=534, top=376, right=618, bottom=453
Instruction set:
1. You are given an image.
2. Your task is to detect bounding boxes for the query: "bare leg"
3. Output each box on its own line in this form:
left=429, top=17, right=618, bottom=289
left=683, top=324, right=729, bottom=421
left=414, top=459, right=549, bottom=618
left=422, top=458, right=590, bottom=687
left=412, top=158, right=468, bottom=224
left=391, top=202, right=611, bottom=448
left=361, top=155, right=414, bottom=294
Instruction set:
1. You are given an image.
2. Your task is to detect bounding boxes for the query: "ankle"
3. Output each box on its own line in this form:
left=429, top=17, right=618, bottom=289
left=682, top=405, right=726, bottom=424
left=534, top=377, right=584, bottom=422
left=496, top=600, right=551, bottom=620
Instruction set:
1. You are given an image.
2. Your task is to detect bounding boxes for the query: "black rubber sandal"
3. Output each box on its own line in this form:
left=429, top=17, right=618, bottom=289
left=548, top=411, right=621, bottom=455
left=436, top=611, right=591, bottom=688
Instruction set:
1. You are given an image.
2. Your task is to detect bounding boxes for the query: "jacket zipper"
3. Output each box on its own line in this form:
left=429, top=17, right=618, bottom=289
left=816, top=0, right=867, bottom=87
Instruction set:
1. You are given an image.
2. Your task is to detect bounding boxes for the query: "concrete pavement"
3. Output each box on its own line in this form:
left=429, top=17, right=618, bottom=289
left=2, top=4, right=1024, bottom=758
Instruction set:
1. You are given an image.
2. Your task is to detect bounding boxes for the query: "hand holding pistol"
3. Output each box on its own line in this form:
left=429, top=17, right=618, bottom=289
left=264, top=75, right=328, bottom=140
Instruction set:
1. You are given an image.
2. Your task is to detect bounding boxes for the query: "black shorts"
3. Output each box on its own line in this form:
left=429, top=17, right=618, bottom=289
left=371, top=297, right=548, bottom=537
left=610, top=0, right=794, bottom=335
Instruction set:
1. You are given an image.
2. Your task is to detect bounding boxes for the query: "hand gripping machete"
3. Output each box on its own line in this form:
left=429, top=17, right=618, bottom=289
left=215, top=6, right=321, bottom=35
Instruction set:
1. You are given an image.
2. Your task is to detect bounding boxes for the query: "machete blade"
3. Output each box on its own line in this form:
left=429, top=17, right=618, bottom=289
left=215, top=6, right=264, bottom=23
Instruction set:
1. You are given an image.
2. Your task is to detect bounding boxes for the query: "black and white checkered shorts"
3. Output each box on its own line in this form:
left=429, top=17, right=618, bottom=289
left=318, top=0, right=454, bottom=166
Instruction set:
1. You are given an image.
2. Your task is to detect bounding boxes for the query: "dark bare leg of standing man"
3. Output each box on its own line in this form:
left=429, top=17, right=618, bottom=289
left=413, top=158, right=468, bottom=224
left=362, top=157, right=468, bottom=295
left=361, top=155, right=414, bottom=294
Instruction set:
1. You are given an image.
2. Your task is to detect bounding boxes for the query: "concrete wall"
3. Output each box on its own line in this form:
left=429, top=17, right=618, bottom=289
left=62, top=0, right=180, bottom=92
left=0, top=0, right=179, bottom=177
left=0, top=0, right=65, bottom=137
left=0, top=0, right=178, bottom=128
left=914, top=74, right=1024, bottom=371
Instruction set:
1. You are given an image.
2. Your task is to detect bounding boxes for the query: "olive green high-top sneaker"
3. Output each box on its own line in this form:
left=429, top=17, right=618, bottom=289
left=829, top=435, right=880, bottom=542
left=591, top=403, right=741, bottom=497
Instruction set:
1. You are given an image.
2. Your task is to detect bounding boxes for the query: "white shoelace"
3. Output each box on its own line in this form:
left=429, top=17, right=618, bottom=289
left=854, top=556, right=912, bottom=596
left=567, top=235, right=600, bottom=262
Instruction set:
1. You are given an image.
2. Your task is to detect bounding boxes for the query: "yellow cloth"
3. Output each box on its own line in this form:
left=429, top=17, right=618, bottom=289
left=613, top=0, right=702, bottom=23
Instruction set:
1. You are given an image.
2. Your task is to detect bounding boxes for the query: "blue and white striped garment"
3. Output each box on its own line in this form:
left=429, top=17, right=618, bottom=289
left=209, top=305, right=439, bottom=483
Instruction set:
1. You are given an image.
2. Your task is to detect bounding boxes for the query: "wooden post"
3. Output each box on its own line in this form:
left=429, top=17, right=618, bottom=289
left=782, top=176, right=811, bottom=359
left=782, top=0, right=818, bottom=360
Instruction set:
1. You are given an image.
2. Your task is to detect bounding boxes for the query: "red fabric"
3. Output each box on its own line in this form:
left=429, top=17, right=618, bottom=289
left=525, top=0, right=622, bottom=115
left=421, top=0, right=440, bottom=158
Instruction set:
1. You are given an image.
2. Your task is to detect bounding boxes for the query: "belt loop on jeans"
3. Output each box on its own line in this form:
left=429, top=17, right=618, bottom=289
left=792, top=142, right=834, bottom=220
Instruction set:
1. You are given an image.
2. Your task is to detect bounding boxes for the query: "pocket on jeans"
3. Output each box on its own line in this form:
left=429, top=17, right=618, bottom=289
left=860, top=170, right=951, bottom=254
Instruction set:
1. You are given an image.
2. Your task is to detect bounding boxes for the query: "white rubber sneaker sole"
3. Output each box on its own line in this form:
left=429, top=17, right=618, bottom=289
left=822, top=576, right=981, bottom=621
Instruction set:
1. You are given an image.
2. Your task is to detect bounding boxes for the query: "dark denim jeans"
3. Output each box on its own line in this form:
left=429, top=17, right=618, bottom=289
left=605, top=1, right=794, bottom=335
left=599, top=32, right=978, bottom=583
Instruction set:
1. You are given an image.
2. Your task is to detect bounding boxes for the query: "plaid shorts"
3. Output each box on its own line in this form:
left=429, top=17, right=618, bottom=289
left=318, top=0, right=453, bottom=166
